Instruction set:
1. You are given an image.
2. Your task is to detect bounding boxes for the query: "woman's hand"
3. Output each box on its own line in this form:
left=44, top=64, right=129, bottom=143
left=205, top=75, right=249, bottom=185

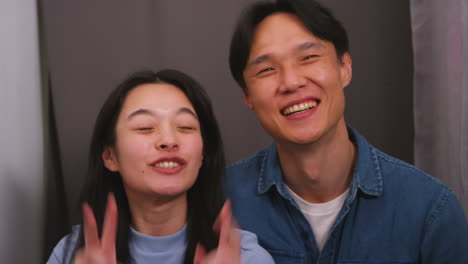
left=194, top=201, right=241, bottom=264
left=73, top=194, right=119, bottom=264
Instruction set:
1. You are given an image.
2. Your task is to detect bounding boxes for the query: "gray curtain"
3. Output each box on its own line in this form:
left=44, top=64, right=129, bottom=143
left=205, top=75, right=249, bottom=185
left=411, top=0, right=468, bottom=214
left=0, top=0, right=44, bottom=262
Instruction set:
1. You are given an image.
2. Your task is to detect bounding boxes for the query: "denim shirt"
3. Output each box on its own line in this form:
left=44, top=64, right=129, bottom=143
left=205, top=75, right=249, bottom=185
left=226, top=126, right=468, bottom=264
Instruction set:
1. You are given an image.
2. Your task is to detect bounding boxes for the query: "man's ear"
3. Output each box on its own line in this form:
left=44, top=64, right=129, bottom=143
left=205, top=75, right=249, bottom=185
left=340, top=52, right=352, bottom=88
left=102, top=147, right=119, bottom=172
left=243, top=93, right=255, bottom=111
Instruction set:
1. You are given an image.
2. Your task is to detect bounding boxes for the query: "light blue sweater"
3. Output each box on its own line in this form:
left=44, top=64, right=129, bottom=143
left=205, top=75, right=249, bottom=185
left=47, top=225, right=274, bottom=264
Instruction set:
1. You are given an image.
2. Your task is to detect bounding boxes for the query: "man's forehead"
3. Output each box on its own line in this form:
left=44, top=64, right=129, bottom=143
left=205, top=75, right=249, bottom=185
left=249, top=13, right=325, bottom=52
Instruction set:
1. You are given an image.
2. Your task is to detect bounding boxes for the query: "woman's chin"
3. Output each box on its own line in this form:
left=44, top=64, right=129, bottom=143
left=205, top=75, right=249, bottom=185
left=148, top=185, right=190, bottom=199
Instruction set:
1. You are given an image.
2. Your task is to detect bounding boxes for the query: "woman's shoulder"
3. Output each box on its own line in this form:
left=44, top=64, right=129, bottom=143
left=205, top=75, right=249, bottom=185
left=46, top=225, right=81, bottom=264
left=239, top=229, right=275, bottom=263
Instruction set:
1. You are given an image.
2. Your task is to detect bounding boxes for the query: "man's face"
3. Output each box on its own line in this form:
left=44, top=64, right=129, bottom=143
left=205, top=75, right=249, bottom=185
left=243, top=12, right=352, bottom=146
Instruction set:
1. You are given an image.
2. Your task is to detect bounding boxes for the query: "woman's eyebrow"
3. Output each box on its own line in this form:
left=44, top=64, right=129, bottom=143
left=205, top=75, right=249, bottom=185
left=126, top=107, right=197, bottom=121
left=176, top=107, right=198, bottom=120
left=126, top=108, right=156, bottom=121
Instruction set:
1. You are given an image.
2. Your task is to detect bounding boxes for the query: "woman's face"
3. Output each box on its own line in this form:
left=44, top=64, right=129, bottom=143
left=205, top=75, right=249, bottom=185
left=103, top=83, right=203, bottom=200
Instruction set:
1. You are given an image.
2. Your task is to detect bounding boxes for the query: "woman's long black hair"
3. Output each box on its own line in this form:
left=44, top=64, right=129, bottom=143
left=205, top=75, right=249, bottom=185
left=73, top=69, right=224, bottom=263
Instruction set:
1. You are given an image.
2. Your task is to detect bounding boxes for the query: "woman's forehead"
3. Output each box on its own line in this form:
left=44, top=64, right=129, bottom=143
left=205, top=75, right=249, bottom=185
left=121, top=83, right=195, bottom=115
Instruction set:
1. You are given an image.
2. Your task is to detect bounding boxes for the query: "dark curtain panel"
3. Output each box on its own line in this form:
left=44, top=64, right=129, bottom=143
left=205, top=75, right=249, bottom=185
left=42, top=75, right=70, bottom=263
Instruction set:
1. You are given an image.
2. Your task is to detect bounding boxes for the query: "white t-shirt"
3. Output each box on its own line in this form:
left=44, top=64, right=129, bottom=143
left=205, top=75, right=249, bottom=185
left=285, top=185, right=349, bottom=251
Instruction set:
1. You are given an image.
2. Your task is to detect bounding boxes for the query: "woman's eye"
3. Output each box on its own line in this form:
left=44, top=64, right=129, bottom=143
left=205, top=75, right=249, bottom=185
left=137, top=127, right=153, bottom=131
left=179, top=126, right=195, bottom=131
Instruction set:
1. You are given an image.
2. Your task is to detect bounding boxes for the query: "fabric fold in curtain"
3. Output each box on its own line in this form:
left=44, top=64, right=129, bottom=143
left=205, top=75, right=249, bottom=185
left=410, top=0, right=468, bottom=214
left=38, top=1, right=71, bottom=261
left=42, top=74, right=71, bottom=262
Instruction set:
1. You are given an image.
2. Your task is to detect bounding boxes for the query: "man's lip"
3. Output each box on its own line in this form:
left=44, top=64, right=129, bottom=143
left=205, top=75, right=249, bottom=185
left=280, top=96, right=320, bottom=112
left=150, top=157, right=186, bottom=166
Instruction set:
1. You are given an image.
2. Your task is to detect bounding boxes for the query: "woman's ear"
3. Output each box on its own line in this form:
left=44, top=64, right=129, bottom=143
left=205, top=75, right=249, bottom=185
left=102, top=147, right=120, bottom=172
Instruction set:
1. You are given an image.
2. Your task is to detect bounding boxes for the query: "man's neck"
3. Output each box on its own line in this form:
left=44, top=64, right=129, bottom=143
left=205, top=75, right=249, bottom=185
left=278, top=120, right=356, bottom=203
left=126, top=191, right=187, bottom=237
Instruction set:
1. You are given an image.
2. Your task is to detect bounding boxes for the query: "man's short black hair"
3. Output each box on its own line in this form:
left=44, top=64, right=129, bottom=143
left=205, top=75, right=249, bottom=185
left=229, top=0, right=349, bottom=93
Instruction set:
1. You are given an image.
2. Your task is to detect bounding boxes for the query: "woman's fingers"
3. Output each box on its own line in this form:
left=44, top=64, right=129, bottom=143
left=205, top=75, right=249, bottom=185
left=82, top=203, right=99, bottom=249
left=101, top=193, right=118, bottom=253
left=72, top=249, right=85, bottom=264
left=78, top=194, right=119, bottom=264
left=194, top=200, right=241, bottom=264
left=191, top=201, right=243, bottom=263
left=218, top=201, right=240, bottom=251
left=194, top=243, right=207, bottom=264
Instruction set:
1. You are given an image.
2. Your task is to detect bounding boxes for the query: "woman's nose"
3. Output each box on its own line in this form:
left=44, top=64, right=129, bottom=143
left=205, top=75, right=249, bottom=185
left=155, top=127, right=178, bottom=151
left=157, top=141, right=178, bottom=150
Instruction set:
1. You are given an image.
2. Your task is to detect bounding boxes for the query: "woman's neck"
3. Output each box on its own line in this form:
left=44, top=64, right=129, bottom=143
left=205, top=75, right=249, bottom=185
left=126, top=191, right=187, bottom=237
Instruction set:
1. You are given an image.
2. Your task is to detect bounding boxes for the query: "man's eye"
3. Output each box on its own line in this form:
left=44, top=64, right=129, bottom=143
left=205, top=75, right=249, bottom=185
left=257, top=67, right=275, bottom=75
left=303, top=55, right=318, bottom=61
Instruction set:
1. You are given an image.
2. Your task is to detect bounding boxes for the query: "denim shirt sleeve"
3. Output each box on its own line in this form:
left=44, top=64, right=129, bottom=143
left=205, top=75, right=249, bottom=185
left=239, top=229, right=275, bottom=264
left=420, top=187, right=468, bottom=263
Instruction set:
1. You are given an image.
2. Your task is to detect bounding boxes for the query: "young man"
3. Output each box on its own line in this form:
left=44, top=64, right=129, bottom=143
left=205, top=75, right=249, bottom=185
left=226, top=0, right=468, bottom=263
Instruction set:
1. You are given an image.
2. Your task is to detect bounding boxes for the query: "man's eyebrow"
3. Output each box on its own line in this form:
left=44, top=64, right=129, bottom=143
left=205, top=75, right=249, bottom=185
left=176, top=107, right=198, bottom=120
left=248, top=54, right=271, bottom=67
left=247, top=42, right=324, bottom=68
left=296, top=41, right=324, bottom=52
left=127, top=109, right=156, bottom=121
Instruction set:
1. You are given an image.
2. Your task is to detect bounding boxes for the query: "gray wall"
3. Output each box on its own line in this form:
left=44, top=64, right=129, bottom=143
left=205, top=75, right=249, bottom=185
left=42, top=0, right=413, bottom=240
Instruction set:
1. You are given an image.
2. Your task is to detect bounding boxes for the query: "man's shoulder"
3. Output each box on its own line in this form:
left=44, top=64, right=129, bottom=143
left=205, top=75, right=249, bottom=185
left=349, top=125, right=448, bottom=197
left=367, top=145, right=457, bottom=216
left=372, top=146, right=448, bottom=191
left=225, top=145, right=275, bottom=199
left=227, top=145, right=271, bottom=176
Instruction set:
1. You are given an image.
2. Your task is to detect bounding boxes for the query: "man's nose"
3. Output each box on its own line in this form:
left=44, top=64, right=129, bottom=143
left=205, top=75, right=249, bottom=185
left=279, top=64, right=307, bottom=93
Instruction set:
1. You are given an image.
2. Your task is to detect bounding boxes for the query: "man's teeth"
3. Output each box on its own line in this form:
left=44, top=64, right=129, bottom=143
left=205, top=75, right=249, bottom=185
left=154, top=161, right=181, bottom=168
left=283, top=101, right=317, bottom=115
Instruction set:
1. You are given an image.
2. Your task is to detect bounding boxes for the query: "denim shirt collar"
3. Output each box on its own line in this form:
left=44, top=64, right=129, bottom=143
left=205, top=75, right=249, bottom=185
left=257, top=125, right=383, bottom=198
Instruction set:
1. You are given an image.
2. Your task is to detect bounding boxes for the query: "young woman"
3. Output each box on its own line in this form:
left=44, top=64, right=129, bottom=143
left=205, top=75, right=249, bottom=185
left=47, top=70, right=274, bottom=264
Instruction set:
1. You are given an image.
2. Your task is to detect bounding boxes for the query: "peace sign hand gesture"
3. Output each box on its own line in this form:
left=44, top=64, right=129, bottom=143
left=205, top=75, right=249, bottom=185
left=73, top=194, right=119, bottom=264
left=194, top=201, right=241, bottom=264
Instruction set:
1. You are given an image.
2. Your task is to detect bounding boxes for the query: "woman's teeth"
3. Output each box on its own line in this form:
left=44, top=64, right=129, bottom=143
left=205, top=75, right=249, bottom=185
left=282, top=101, right=317, bottom=116
left=154, top=161, right=181, bottom=168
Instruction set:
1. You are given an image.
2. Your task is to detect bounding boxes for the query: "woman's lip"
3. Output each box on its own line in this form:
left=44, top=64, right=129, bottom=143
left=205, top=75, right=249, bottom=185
left=151, top=157, right=186, bottom=166
left=151, top=163, right=186, bottom=175
left=150, top=157, right=187, bottom=175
